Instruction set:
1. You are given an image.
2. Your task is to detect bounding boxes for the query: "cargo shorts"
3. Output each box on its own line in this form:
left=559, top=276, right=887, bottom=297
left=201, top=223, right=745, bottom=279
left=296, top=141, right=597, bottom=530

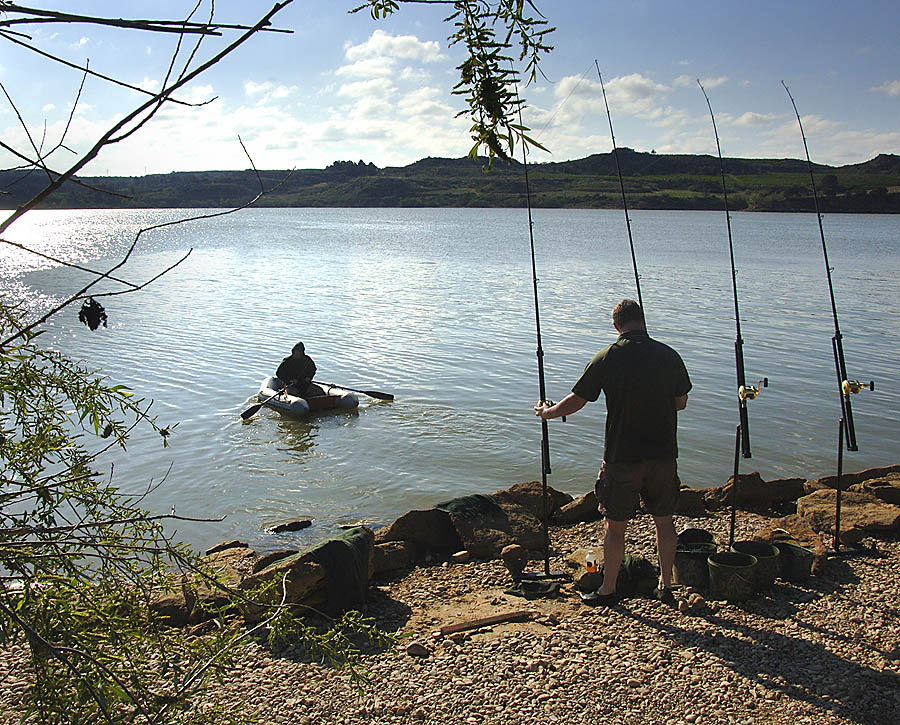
left=594, top=459, right=681, bottom=522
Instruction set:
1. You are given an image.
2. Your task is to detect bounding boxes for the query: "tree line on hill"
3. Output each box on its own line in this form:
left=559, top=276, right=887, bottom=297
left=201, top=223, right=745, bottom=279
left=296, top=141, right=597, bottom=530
left=3, top=150, right=900, bottom=213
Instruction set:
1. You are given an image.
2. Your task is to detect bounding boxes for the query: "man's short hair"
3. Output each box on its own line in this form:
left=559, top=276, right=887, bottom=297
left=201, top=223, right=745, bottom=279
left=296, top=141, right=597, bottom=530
left=613, top=299, right=645, bottom=329
left=292, top=341, right=305, bottom=354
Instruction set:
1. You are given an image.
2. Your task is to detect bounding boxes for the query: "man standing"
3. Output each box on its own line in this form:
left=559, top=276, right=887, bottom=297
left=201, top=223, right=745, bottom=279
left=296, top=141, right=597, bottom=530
left=535, top=299, right=691, bottom=604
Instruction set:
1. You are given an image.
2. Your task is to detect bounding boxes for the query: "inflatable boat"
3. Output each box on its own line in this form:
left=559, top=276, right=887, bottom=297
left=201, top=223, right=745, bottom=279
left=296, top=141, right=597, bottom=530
left=257, top=377, right=359, bottom=418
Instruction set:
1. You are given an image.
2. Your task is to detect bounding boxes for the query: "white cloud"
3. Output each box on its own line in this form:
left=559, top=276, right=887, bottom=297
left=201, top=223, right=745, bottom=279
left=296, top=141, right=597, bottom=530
left=871, top=80, right=900, bottom=97
left=336, top=58, right=393, bottom=79
left=337, top=77, right=394, bottom=100
left=70, top=37, right=88, bottom=49
left=343, top=29, right=443, bottom=64
left=42, top=103, right=56, bottom=113
left=732, top=111, right=780, bottom=127
left=244, top=81, right=298, bottom=104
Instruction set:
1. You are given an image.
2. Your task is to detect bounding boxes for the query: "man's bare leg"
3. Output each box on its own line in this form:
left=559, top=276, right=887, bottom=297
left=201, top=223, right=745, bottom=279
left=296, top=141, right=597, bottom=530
left=653, top=514, right=677, bottom=590
left=599, top=518, right=627, bottom=595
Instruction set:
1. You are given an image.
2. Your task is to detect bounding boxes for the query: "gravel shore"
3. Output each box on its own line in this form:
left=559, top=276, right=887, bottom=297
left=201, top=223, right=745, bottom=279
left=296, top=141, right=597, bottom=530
left=3, top=510, right=899, bottom=724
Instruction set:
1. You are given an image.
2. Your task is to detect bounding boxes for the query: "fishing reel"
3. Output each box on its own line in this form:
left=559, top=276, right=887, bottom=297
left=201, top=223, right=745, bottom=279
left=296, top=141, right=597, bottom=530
left=738, top=378, right=768, bottom=402
left=842, top=379, right=874, bottom=396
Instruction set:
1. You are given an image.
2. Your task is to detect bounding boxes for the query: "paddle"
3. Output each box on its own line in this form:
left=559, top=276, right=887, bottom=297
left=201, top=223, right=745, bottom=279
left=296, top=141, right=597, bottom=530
left=313, top=381, right=394, bottom=401
left=240, top=389, right=285, bottom=420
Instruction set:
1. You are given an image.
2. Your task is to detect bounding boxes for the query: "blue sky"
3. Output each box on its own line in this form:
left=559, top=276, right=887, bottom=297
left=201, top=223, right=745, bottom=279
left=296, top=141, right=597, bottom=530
left=2, top=1, right=898, bottom=175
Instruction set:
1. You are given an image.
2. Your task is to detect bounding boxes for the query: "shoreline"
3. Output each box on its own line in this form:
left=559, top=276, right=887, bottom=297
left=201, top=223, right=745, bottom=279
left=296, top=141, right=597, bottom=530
left=2, top=480, right=899, bottom=723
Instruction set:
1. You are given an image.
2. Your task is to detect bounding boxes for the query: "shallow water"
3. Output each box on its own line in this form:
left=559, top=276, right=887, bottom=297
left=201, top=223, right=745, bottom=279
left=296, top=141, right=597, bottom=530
left=3, top=207, right=899, bottom=552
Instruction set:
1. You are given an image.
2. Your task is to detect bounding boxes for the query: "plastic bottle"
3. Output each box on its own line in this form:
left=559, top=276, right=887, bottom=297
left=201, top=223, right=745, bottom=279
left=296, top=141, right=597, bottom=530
left=585, top=549, right=598, bottom=573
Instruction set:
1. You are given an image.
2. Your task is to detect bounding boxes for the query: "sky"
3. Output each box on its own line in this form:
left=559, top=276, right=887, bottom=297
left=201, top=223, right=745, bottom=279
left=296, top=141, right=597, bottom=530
left=1, top=1, right=899, bottom=176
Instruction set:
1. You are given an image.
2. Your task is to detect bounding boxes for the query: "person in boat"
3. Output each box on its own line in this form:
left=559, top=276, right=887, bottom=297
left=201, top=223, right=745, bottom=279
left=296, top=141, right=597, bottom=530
left=276, top=341, right=317, bottom=397
left=534, top=299, right=691, bottom=605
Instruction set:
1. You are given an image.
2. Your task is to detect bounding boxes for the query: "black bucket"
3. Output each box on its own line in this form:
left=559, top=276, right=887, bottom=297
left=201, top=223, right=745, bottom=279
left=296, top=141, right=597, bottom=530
left=677, top=528, right=715, bottom=546
left=673, top=542, right=717, bottom=588
left=731, top=540, right=780, bottom=590
left=708, top=551, right=758, bottom=601
left=778, top=542, right=814, bottom=581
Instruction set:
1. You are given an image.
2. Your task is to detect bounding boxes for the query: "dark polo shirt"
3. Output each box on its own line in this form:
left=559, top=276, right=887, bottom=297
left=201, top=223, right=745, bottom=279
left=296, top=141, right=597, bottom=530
left=572, top=329, right=691, bottom=463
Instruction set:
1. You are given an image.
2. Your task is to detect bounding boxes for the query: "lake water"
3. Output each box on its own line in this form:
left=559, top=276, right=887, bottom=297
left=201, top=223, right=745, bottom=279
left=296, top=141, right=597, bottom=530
left=3, top=207, right=899, bottom=553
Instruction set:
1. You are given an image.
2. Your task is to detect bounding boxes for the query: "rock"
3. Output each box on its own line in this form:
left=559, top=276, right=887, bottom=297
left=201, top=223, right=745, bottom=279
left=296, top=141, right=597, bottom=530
left=373, top=540, right=416, bottom=575
left=374, top=509, right=462, bottom=554
left=252, top=549, right=299, bottom=573
left=242, top=527, right=375, bottom=614
left=205, top=540, right=249, bottom=556
left=806, top=464, right=900, bottom=493
left=451, top=550, right=471, bottom=563
left=705, top=472, right=772, bottom=511
left=796, top=489, right=900, bottom=543
left=267, top=519, right=312, bottom=534
left=240, top=555, right=327, bottom=609
left=767, top=477, right=807, bottom=504
left=149, top=579, right=196, bottom=627
left=849, top=473, right=900, bottom=505
left=437, top=493, right=533, bottom=559
left=490, top=481, right=572, bottom=520
left=500, top=544, right=528, bottom=579
left=554, top=491, right=600, bottom=524
left=676, top=485, right=708, bottom=516
left=406, top=643, right=431, bottom=658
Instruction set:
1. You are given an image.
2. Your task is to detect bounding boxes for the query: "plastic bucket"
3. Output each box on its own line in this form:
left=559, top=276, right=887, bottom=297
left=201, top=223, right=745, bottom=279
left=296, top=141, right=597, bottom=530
left=707, top=551, right=758, bottom=601
left=731, top=541, right=780, bottom=590
left=677, top=528, right=715, bottom=546
left=673, top=542, right=717, bottom=588
left=778, top=542, right=814, bottom=581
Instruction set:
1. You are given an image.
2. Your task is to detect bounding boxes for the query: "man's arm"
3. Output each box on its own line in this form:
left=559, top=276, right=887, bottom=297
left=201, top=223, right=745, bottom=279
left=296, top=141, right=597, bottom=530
left=674, top=394, right=688, bottom=411
left=535, top=393, right=588, bottom=420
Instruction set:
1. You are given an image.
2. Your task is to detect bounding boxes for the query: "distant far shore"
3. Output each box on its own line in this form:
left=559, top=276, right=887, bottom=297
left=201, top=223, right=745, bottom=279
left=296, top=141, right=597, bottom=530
left=3, top=149, right=900, bottom=213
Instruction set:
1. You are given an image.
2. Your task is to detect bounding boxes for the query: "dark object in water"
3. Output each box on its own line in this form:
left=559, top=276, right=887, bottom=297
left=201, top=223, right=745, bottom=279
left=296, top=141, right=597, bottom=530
left=78, top=297, right=107, bottom=330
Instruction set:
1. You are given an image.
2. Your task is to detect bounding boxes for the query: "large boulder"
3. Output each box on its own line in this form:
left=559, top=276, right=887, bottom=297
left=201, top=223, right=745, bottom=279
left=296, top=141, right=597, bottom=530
left=374, top=509, right=462, bottom=553
left=373, top=540, right=416, bottom=575
left=555, top=490, right=600, bottom=524
left=676, top=485, right=708, bottom=516
left=796, top=489, right=900, bottom=544
left=239, top=555, right=327, bottom=609
left=767, top=477, right=807, bottom=504
left=848, top=472, right=900, bottom=505
left=241, top=526, right=375, bottom=613
left=437, top=494, right=534, bottom=559
left=704, top=472, right=772, bottom=511
left=805, top=464, right=900, bottom=493
left=490, top=481, right=572, bottom=519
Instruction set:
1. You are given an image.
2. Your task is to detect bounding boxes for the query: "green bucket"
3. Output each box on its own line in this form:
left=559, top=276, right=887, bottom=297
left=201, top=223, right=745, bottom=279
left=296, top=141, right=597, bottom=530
left=673, top=542, right=717, bottom=589
left=778, top=542, right=814, bottom=581
left=730, top=540, right=780, bottom=590
left=708, top=551, right=758, bottom=601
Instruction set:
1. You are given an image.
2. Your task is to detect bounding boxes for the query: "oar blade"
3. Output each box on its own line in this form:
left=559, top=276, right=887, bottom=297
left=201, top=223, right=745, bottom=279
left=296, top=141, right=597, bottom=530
left=362, top=390, right=394, bottom=401
left=240, top=403, right=264, bottom=420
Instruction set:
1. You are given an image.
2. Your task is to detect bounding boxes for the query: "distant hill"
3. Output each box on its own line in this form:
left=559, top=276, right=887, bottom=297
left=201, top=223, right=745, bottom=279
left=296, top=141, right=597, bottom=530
left=3, top=151, right=900, bottom=213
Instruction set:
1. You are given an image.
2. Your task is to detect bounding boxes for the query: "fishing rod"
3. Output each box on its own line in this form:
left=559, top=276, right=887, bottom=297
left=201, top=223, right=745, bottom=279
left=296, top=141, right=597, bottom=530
left=595, top=61, right=643, bottom=310
left=698, top=80, right=768, bottom=546
left=782, top=81, right=873, bottom=453
left=516, top=89, right=565, bottom=581
left=782, top=81, right=874, bottom=551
